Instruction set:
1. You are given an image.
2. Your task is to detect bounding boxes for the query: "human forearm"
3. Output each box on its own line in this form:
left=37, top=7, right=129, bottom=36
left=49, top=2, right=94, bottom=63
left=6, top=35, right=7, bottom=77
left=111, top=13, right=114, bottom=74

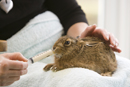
left=67, top=22, right=88, bottom=38
left=45, top=0, right=88, bottom=35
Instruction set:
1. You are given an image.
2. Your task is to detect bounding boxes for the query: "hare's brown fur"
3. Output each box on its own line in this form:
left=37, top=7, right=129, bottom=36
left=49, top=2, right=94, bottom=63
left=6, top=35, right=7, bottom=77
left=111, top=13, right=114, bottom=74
left=44, top=35, right=117, bottom=76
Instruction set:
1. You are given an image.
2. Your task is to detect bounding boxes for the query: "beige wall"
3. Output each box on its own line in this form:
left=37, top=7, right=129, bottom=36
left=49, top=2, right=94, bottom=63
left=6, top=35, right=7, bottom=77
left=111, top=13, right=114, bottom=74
left=76, top=0, right=98, bottom=25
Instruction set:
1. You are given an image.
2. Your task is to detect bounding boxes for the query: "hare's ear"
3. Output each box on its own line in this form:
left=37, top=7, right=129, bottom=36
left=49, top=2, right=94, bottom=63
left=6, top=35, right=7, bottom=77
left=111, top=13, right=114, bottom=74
left=76, top=40, right=85, bottom=47
left=76, top=35, right=81, bottom=39
left=74, top=35, right=81, bottom=43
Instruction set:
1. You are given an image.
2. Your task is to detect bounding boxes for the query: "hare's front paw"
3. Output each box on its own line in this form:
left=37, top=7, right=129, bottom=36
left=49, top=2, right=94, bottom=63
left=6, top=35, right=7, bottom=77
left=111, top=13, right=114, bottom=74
left=101, top=72, right=112, bottom=76
left=43, top=64, right=54, bottom=71
left=50, top=65, right=59, bottom=72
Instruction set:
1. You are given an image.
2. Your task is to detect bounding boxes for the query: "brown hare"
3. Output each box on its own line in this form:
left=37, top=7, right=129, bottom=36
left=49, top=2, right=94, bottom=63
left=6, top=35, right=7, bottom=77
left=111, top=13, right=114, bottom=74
left=44, top=35, right=117, bottom=76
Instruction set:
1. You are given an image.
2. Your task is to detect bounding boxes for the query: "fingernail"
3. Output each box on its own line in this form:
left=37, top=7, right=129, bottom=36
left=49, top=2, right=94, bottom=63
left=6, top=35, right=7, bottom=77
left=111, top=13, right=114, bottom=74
left=109, top=44, right=114, bottom=47
left=22, top=70, right=27, bottom=75
left=113, top=41, right=116, bottom=46
left=117, top=47, right=122, bottom=53
left=116, top=43, right=118, bottom=46
left=107, top=35, right=109, bottom=40
left=23, top=62, right=28, bottom=69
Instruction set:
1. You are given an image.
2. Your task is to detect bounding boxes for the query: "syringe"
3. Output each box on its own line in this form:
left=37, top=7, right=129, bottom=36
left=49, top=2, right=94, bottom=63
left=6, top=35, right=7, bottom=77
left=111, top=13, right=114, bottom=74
left=28, top=49, right=54, bottom=65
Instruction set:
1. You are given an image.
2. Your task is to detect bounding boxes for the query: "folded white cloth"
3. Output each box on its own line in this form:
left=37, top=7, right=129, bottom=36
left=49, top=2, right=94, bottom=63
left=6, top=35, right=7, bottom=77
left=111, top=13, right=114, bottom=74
left=5, top=55, right=130, bottom=87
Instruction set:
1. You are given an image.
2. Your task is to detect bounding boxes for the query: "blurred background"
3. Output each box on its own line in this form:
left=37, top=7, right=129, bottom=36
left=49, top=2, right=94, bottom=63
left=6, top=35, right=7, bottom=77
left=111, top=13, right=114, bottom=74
left=76, top=0, right=98, bottom=25
left=76, top=0, right=130, bottom=59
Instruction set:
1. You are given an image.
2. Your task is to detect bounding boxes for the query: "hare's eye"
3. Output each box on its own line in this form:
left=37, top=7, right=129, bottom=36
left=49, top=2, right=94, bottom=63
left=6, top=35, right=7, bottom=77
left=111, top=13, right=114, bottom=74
left=64, top=40, right=71, bottom=46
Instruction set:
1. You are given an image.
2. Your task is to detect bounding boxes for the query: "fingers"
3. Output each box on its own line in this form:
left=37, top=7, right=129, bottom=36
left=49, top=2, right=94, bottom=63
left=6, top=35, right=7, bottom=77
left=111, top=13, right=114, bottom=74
left=8, top=60, right=28, bottom=70
left=0, top=58, right=28, bottom=70
left=0, top=53, right=28, bottom=86
left=2, top=52, right=28, bottom=62
left=109, top=45, right=122, bottom=53
left=0, top=82, right=14, bottom=86
left=91, top=27, right=121, bottom=53
left=0, top=76, right=20, bottom=86
left=106, top=33, right=121, bottom=53
left=86, top=24, right=97, bottom=36
left=7, top=69, right=27, bottom=76
left=92, top=27, right=118, bottom=45
left=0, top=61, right=27, bottom=86
left=81, top=25, right=121, bottom=53
left=96, top=29, right=109, bottom=41
left=81, top=24, right=96, bottom=38
left=109, top=33, right=119, bottom=47
left=105, top=33, right=121, bottom=53
left=0, top=69, right=27, bottom=79
left=0, top=69, right=27, bottom=77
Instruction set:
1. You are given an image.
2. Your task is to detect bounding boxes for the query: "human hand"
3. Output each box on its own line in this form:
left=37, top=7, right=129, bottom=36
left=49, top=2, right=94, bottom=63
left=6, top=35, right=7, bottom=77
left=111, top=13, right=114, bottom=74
left=81, top=24, right=121, bottom=53
left=0, top=52, right=28, bottom=86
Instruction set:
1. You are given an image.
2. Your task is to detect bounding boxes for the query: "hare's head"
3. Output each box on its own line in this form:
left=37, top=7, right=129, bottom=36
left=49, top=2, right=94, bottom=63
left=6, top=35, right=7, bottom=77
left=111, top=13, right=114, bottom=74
left=53, top=35, right=83, bottom=58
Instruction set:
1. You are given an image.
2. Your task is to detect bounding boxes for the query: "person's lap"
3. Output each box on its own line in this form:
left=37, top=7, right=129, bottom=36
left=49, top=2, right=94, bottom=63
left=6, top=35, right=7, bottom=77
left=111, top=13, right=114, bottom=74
left=7, top=11, right=63, bottom=59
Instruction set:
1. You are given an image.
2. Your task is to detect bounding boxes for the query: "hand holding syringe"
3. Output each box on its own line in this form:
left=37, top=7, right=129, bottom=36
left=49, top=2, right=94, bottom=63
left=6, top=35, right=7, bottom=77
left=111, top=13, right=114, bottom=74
left=28, top=49, right=54, bottom=65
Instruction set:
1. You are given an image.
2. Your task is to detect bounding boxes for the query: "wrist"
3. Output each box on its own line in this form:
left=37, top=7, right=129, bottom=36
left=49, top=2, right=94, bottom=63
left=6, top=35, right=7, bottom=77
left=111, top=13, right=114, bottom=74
left=67, top=22, right=88, bottom=38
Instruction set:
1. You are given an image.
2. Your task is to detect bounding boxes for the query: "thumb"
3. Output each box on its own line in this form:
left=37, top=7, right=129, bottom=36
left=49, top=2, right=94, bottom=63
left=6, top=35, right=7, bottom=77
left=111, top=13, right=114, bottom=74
left=2, top=52, right=28, bottom=62
left=81, top=24, right=96, bottom=38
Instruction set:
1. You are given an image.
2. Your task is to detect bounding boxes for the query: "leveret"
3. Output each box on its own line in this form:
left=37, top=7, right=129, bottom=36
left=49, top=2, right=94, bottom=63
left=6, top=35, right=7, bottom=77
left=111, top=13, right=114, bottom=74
left=43, top=35, right=117, bottom=76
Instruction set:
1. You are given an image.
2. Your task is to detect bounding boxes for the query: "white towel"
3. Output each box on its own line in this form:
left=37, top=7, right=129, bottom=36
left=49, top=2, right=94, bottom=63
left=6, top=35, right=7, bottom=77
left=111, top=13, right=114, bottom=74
left=5, top=55, right=130, bottom=87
